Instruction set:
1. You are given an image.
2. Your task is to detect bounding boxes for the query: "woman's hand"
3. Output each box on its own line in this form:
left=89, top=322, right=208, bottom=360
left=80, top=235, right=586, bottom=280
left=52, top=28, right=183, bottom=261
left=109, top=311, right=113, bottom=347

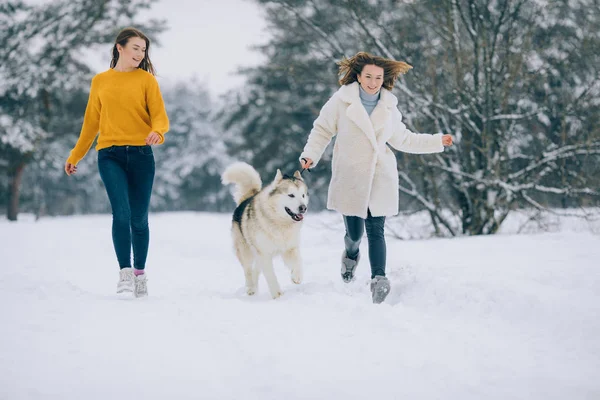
left=442, top=134, right=453, bottom=147
left=64, top=161, right=77, bottom=176
left=145, top=131, right=161, bottom=145
left=300, top=157, right=313, bottom=170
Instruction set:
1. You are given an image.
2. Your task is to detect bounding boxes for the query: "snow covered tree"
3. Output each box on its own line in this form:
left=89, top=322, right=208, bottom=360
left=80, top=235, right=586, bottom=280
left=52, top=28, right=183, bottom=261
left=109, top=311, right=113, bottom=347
left=0, top=0, right=165, bottom=220
left=17, top=81, right=230, bottom=217
left=221, top=0, right=600, bottom=235
left=218, top=0, right=350, bottom=210
left=153, top=81, right=232, bottom=212
left=19, top=88, right=110, bottom=217
left=389, top=0, right=600, bottom=234
left=524, top=0, right=600, bottom=209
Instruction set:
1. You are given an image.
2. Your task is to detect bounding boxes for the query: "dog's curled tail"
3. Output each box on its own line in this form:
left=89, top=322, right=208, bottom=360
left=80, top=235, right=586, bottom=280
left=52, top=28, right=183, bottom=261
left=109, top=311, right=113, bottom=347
left=221, top=162, right=262, bottom=205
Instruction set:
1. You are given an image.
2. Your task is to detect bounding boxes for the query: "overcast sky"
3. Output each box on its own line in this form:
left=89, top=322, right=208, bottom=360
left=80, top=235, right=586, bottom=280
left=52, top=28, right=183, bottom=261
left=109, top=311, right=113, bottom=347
left=84, top=0, right=269, bottom=96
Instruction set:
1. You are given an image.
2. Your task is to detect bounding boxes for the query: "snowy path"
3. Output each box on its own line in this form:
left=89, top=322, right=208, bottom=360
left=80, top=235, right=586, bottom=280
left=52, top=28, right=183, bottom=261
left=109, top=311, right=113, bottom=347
left=1, top=212, right=599, bottom=399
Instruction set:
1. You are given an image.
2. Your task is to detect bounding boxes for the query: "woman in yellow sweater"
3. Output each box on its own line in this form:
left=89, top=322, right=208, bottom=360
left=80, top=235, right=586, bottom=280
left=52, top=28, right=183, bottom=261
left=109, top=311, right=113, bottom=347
left=64, top=27, right=169, bottom=298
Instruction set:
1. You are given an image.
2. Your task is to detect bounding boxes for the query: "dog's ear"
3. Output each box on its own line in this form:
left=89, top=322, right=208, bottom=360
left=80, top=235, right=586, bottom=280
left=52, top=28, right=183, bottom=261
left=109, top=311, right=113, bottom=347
left=293, top=170, right=303, bottom=181
left=274, top=169, right=283, bottom=183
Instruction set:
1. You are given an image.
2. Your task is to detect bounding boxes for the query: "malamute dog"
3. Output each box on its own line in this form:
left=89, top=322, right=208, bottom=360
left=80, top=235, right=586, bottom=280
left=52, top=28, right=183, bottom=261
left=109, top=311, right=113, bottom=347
left=221, top=162, right=309, bottom=299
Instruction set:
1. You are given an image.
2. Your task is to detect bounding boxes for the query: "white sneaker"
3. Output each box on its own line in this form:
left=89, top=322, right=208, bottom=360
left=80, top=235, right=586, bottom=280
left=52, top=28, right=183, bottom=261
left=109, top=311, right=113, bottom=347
left=117, top=268, right=134, bottom=293
left=134, top=273, right=148, bottom=298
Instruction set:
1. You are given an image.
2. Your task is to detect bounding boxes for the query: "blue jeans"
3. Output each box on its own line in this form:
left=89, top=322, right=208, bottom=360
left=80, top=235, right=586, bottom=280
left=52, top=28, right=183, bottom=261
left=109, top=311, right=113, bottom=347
left=343, top=209, right=386, bottom=278
left=98, top=145, right=155, bottom=270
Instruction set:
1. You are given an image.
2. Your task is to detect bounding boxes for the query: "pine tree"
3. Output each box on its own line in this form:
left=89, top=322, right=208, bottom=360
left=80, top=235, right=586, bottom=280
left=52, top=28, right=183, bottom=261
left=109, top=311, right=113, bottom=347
left=220, top=0, right=600, bottom=235
left=154, top=81, right=232, bottom=212
left=0, top=0, right=166, bottom=220
left=17, top=80, right=230, bottom=216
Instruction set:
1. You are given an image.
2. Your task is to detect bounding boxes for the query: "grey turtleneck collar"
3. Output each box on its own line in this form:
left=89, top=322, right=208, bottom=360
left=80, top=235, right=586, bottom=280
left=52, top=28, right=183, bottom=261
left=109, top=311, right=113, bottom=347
left=358, top=85, right=380, bottom=115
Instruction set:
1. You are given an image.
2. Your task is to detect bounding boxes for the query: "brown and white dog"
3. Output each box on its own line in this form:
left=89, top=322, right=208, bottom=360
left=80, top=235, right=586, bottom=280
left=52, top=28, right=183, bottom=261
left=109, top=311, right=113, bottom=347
left=221, top=162, right=309, bottom=299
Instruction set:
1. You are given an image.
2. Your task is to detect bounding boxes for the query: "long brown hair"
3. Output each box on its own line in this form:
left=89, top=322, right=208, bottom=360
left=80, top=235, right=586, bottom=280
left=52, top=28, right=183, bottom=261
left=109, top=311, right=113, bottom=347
left=337, top=52, right=412, bottom=90
left=110, top=27, right=156, bottom=75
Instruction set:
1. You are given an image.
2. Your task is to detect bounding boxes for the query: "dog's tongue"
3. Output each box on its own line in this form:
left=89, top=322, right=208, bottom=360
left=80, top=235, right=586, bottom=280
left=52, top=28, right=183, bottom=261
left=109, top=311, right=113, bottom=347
left=295, top=213, right=304, bottom=221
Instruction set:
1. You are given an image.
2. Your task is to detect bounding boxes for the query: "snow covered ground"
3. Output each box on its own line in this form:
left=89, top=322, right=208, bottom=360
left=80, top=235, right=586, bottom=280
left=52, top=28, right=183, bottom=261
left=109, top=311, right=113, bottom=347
left=1, top=211, right=599, bottom=399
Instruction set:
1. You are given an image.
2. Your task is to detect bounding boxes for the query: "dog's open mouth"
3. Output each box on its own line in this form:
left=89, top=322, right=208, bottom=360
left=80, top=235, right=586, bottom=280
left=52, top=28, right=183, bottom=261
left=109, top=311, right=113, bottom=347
left=285, top=207, right=304, bottom=222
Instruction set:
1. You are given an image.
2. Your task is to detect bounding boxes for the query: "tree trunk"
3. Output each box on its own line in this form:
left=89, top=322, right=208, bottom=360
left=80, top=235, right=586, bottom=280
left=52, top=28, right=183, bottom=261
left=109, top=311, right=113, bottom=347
left=7, top=161, right=26, bottom=221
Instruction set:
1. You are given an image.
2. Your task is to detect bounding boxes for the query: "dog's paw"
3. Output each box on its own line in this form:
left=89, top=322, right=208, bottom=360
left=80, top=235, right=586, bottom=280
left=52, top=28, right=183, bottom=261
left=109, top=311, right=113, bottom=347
left=246, top=287, right=257, bottom=296
left=291, top=267, right=303, bottom=284
left=271, top=290, right=283, bottom=299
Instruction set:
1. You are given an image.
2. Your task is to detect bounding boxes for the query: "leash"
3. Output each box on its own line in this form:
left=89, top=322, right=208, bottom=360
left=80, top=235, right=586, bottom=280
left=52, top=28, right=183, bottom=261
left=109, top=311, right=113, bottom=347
left=300, top=158, right=312, bottom=176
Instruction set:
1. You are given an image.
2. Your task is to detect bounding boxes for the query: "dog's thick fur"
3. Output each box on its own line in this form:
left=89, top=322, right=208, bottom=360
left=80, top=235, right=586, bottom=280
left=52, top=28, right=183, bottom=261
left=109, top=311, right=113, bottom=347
left=222, top=162, right=309, bottom=299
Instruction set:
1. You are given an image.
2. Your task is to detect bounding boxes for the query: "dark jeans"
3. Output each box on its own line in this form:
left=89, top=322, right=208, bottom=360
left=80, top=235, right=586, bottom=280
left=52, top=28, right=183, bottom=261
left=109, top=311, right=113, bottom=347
left=98, top=145, right=155, bottom=270
left=343, top=209, right=386, bottom=278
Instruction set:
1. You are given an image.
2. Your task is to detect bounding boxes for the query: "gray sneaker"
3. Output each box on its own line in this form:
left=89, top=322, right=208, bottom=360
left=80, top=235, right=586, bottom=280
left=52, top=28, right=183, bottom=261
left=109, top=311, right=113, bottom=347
left=341, top=251, right=360, bottom=282
left=134, top=273, right=148, bottom=298
left=117, top=268, right=134, bottom=293
left=370, top=275, right=390, bottom=304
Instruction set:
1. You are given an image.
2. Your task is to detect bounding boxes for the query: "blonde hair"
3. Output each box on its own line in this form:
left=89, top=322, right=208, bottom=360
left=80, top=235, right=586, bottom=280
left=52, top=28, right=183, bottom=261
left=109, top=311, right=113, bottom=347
left=337, top=52, right=412, bottom=90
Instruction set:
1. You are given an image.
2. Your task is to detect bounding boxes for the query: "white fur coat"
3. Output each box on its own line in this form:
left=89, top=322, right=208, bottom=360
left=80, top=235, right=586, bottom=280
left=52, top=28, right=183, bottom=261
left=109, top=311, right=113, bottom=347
left=300, top=82, right=444, bottom=218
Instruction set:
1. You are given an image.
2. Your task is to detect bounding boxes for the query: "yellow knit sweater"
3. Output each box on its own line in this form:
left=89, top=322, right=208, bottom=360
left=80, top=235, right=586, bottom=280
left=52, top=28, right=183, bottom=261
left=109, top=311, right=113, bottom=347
left=67, top=68, right=169, bottom=165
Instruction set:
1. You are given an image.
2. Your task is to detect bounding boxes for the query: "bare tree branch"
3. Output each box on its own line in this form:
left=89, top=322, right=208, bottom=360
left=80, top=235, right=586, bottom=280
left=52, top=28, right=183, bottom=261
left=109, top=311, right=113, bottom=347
left=398, top=171, right=457, bottom=236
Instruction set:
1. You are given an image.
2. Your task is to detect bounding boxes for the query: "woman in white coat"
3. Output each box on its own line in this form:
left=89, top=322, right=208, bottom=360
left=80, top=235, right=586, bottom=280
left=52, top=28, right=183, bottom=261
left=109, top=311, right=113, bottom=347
left=300, top=52, right=453, bottom=304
